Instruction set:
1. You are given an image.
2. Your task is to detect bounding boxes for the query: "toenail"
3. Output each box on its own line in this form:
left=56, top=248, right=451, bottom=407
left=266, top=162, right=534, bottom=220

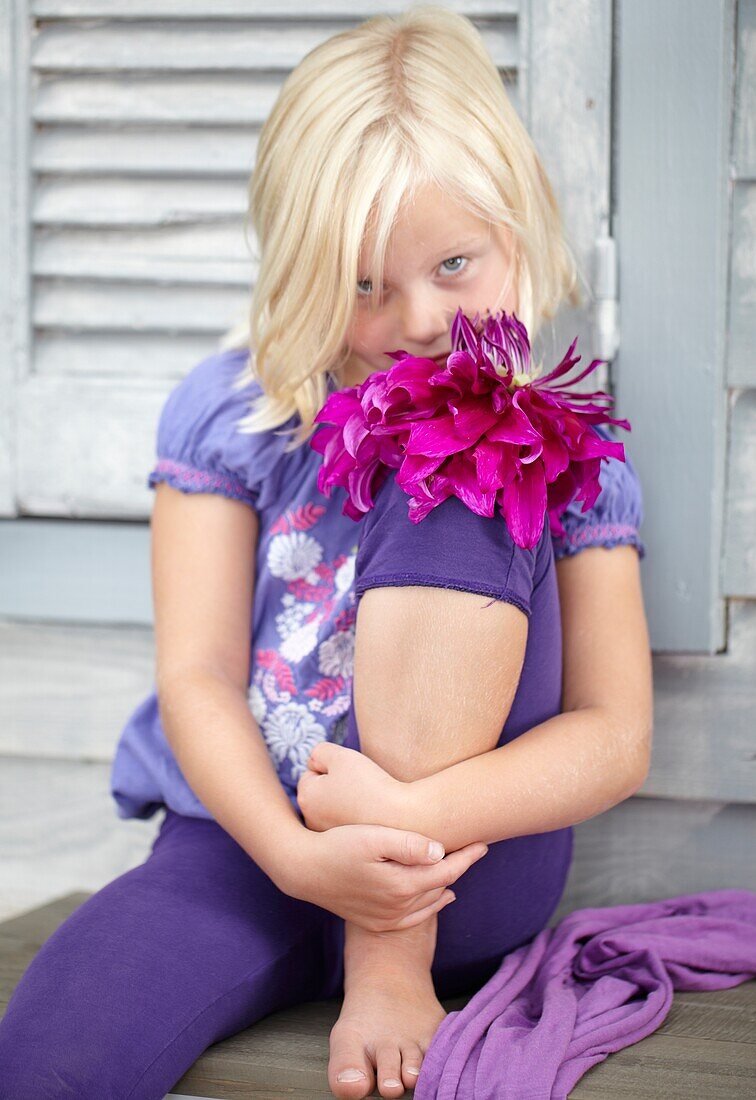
left=383, top=1078, right=402, bottom=1087
left=337, top=1068, right=367, bottom=1082
left=406, top=1066, right=420, bottom=1076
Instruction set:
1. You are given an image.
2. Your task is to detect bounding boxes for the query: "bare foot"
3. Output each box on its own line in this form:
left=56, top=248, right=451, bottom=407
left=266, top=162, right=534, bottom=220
left=328, top=917, right=447, bottom=1098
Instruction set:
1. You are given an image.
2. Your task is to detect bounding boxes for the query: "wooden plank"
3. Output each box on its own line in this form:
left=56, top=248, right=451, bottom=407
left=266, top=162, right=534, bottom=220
left=570, top=1030, right=756, bottom=1098
left=0, top=601, right=755, bottom=804
left=0, top=0, right=14, bottom=513
left=33, top=329, right=221, bottom=376
left=723, top=390, right=756, bottom=597
left=641, top=599, right=756, bottom=802
left=31, top=1, right=519, bottom=20
left=614, top=0, right=734, bottom=652
left=33, top=125, right=260, bottom=175
left=0, top=0, right=32, bottom=519
left=33, top=177, right=247, bottom=227
left=34, top=74, right=285, bottom=125
left=34, top=225, right=254, bottom=284
left=524, top=0, right=612, bottom=383
left=0, top=519, right=153, bottom=623
left=727, top=183, right=756, bottom=385
left=32, top=70, right=519, bottom=126
left=31, top=18, right=518, bottom=73
left=733, top=0, right=756, bottom=179
left=0, top=758, right=156, bottom=923
left=553, top=797, right=756, bottom=921
left=0, top=618, right=155, bottom=759
left=0, top=891, right=90, bottom=946
left=32, top=278, right=249, bottom=331
left=15, top=372, right=173, bottom=515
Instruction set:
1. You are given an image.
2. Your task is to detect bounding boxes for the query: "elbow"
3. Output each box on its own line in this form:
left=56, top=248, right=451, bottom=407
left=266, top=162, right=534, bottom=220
left=624, top=722, right=654, bottom=797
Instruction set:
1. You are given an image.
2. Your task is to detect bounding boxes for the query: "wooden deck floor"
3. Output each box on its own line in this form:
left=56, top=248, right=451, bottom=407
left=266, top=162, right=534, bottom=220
left=1, top=893, right=754, bottom=1098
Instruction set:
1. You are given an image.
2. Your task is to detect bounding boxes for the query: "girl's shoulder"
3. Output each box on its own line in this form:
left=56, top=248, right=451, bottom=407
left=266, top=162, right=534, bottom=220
left=552, top=423, right=646, bottom=561
left=146, top=346, right=297, bottom=514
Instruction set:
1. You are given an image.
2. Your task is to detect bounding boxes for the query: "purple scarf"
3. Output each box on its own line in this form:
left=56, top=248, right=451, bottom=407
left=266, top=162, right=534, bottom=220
left=416, top=888, right=756, bottom=1099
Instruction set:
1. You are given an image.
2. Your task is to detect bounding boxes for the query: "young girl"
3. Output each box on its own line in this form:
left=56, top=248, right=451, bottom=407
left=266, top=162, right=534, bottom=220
left=0, top=6, right=652, bottom=1099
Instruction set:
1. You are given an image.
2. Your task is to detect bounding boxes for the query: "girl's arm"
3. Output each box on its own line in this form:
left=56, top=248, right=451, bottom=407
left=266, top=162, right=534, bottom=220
left=151, top=483, right=307, bottom=883
left=300, top=545, right=653, bottom=851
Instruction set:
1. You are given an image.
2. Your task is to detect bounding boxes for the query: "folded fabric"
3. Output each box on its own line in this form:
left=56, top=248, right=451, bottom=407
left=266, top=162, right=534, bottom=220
left=415, top=888, right=756, bottom=1099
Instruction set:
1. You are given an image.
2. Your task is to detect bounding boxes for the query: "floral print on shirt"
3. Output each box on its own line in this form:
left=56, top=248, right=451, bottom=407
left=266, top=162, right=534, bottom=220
left=246, top=501, right=358, bottom=784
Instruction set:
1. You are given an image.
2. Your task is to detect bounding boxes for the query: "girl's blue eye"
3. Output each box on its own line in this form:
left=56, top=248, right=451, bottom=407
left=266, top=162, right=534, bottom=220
left=440, top=256, right=467, bottom=275
left=357, top=256, right=468, bottom=297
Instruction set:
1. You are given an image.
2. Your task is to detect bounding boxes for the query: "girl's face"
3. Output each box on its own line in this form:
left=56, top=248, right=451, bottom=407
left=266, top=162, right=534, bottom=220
left=342, top=181, right=518, bottom=388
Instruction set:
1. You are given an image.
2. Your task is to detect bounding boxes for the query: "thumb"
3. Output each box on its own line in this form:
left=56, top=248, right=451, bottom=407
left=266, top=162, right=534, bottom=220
left=308, top=740, right=353, bottom=773
left=381, top=830, right=445, bottom=866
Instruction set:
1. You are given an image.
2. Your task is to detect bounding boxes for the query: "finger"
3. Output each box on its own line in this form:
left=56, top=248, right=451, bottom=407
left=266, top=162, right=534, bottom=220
left=390, top=890, right=456, bottom=931
left=306, top=747, right=328, bottom=774
left=311, top=741, right=355, bottom=768
left=375, top=828, right=450, bottom=867
left=405, top=841, right=489, bottom=890
left=404, top=884, right=452, bottom=913
left=436, top=841, right=490, bottom=882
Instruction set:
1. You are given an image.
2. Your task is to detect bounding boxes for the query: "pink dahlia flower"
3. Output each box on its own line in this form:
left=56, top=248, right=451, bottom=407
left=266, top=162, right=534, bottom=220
left=310, top=307, right=631, bottom=550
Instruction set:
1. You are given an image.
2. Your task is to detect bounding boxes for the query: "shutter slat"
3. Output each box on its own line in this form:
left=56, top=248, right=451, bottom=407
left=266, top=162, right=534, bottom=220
left=35, top=224, right=254, bottom=284
left=32, top=19, right=517, bottom=73
left=34, top=178, right=247, bottom=226
left=34, top=126, right=259, bottom=175
left=34, top=75, right=283, bottom=125
left=33, top=2, right=518, bottom=19
left=34, top=331, right=224, bottom=376
left=34, top=278, right=249, bottom=331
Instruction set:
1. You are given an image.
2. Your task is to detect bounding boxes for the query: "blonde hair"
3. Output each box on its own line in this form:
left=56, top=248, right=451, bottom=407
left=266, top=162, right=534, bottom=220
left=222, top=3, right=581, bottom=451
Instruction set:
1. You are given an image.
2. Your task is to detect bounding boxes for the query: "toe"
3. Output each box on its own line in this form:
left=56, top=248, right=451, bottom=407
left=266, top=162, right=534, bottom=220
left=329, top=1024, right=374, bottom=1099
left=375, top=1041, right=405, bottom=1097
left=401, top=1042, right=424, bottom=1087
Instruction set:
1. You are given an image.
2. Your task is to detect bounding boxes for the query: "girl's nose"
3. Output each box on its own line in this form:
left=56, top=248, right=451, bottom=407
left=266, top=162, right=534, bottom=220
left=398, top=290, right=452, bottom=351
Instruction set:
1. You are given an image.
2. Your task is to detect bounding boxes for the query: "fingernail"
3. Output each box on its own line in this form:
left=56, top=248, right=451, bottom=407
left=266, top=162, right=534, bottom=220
left=337, top=1068, right=367, bottom=1082
left=428, top=841, right=445, bottom=860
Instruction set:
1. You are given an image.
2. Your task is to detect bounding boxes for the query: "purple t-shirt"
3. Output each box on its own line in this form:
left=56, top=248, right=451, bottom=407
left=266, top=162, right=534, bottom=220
left=109, top=347, right=645, bottom=822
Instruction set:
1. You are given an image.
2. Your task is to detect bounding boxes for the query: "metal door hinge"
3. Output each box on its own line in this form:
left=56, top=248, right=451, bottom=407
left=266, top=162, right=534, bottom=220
left=594, top=219, right=619, bottom=362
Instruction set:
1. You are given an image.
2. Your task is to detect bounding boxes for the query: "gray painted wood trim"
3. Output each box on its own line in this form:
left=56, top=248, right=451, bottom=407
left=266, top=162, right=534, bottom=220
left=733, top=0, right=755, bottom=179
left=723, top=390, right=756, bottom=596
left=0, top=518, right=152, bottom=624
left=641, top=599, right=756, bottom=804
left=614, top=0, right=735, bottom=653
left=522, top=0, right=612, bottom=387
left=32, top=1, right=519, bottom=15
left=0, top=0, right=32, bottom=518
left=727, top=182, right=756, bottom=386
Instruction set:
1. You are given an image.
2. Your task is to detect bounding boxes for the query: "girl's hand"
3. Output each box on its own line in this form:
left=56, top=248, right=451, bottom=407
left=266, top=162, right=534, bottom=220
left=280, top=822, right=488, bottom=933
left=296, top=741, right=399, bottom=832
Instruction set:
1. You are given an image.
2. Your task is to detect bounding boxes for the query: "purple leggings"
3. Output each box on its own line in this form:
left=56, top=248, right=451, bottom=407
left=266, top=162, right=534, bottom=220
left=0, top=805, right=571, bottom=1099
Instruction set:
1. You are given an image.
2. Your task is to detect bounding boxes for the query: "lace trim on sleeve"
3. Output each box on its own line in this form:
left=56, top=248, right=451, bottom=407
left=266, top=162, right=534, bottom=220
left=553, top=521, right=646, bottom=560
left=148, top=458, right=257, bottom=506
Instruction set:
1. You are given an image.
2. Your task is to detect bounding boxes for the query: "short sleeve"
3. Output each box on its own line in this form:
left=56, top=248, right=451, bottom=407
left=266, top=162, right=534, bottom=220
left=354, top=470, right=543, bottom=618
left=146, top=348, right=293, bottom=514
left=551, top=424, right=646, bottom=561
